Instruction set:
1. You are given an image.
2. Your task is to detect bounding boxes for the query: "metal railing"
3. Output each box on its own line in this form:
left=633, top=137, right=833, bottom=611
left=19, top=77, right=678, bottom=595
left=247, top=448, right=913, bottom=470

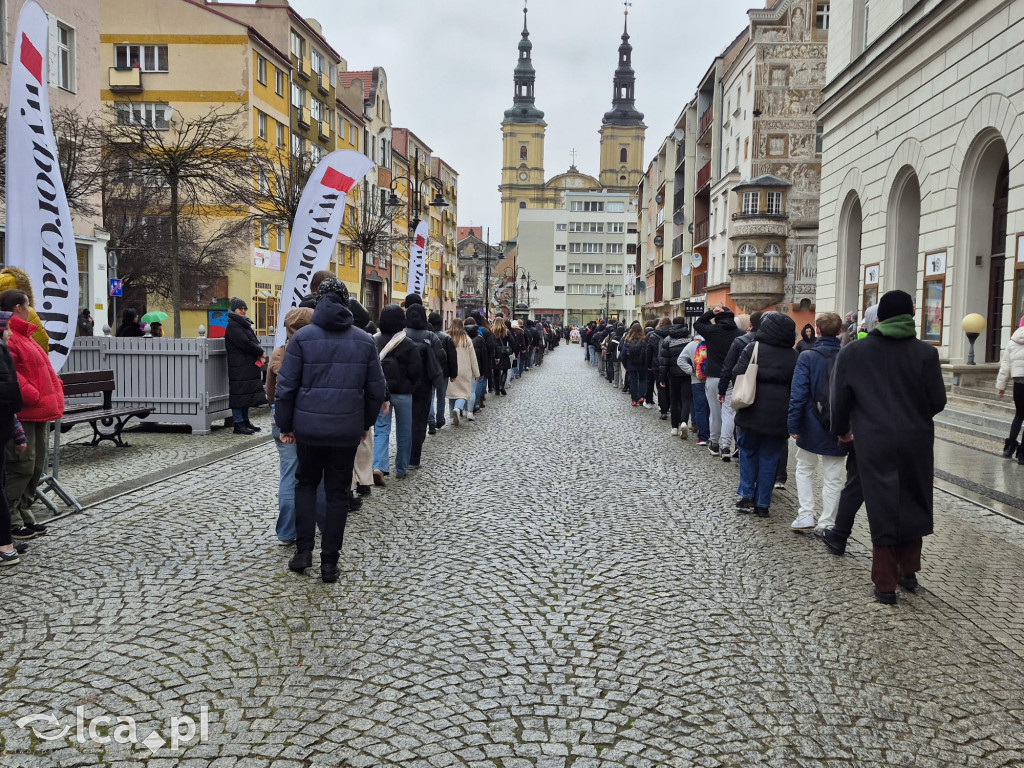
left=698, top=106, right=714, bottom=136
left=696, top=161, right=712, bottom=189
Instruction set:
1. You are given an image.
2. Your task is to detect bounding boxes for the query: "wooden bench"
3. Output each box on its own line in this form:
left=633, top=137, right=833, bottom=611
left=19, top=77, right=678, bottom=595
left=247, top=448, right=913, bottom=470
left=58, top=370, right=153, bottom=448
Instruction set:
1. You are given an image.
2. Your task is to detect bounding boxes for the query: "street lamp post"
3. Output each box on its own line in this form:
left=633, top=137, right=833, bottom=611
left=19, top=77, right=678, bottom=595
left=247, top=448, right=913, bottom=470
left=476, top=228, right=501, bottom=319
left=387, top=148, right=449, bottom=303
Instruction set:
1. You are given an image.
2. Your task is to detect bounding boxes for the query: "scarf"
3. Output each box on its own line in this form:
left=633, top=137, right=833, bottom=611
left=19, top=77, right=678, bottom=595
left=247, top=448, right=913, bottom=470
left=874, top=315, right=917, bottom=339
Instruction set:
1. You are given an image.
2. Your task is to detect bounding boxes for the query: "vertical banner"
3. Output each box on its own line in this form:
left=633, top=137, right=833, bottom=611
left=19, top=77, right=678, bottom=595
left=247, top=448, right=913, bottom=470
left=408, top=220, right=428, bottom=297
left=274, top=149, right=374, bottom=341
left=5, top=0, right=79, bottom=371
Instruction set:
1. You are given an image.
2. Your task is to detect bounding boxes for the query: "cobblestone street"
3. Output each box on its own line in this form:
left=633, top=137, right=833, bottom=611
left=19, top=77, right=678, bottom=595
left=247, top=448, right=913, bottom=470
left=2, top=347, right=1024, bottom=767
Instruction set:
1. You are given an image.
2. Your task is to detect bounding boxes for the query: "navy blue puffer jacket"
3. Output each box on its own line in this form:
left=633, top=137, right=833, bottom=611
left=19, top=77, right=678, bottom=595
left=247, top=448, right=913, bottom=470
left=274, top=293, right=387, bottom=447
left=787, top=336, right=843, bottom=456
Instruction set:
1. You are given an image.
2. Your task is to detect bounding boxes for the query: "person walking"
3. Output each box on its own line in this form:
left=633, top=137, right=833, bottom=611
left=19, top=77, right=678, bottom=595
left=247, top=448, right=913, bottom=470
left=647, top=318, right=672, bottom=414
left=716, top=313, right=759, bottom=463
left=274, top=279, right=386, bottom=583
left=428, top=311, right=457, bottom=434
left=619, top=322, right=648, bottom=407
left=447, top=318, right=480, bottom=425
left=373, top=304, right=424, bottom=482
left=0, top=317, right=25, bottom=565
left=658, top=317, right=692, bottom=437
left=695, top=305, right=743, bottom=455
left=996, top=315, right=1024, bottom=463
left=266, top=307, right=324, bottom=545
left=787, top=312, right=845, bottom=533
left=678, top=333, right=711, bottom=445
left=830, top=289, right=946, bottom=604
left=465, top=320, right=490, bottom=415
left=491, top=318, right=514, bottom=395
left=224, top=297, right=267, bottom=434
left=0, top=290, right=64, bottom=542
left=731, top=312, right=798, bottom=518
left=403, top=302, right=445, bottom=470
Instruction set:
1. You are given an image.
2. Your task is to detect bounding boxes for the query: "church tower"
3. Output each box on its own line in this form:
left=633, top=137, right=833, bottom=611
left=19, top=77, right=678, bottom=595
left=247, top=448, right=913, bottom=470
left=500, top=5, right=547, bottom=244
left=599, top=10, right=646, bottom=193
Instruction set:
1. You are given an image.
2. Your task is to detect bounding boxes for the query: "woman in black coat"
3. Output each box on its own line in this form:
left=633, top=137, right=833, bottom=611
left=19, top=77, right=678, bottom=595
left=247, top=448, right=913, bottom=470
left=225, top=298, right=267, bottom=434
left=731, top=312, right=798, bottom=516
left=116, top=309, right=144, bottom=337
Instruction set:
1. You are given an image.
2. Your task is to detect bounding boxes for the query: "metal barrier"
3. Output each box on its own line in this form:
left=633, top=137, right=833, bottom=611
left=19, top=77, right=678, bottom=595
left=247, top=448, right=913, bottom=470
left=62, top=337, right=232, bottom=435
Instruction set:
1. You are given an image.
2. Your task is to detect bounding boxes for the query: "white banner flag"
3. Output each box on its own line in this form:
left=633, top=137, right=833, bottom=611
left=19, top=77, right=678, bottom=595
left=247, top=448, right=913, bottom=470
left=5, top=0, right=79, bottom=371
left=274, top=150, right=374, bottom=341
left=408, top=220, right=428, bottom=297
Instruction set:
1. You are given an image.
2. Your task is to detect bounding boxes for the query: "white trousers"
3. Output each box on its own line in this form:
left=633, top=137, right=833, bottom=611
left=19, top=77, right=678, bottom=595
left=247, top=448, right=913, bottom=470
left=794, top=446, right=845, bottom=527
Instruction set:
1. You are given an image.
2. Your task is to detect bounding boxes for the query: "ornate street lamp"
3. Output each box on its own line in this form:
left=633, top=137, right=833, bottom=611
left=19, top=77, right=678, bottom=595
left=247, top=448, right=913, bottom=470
left=962, top=313, right=986, bottom=365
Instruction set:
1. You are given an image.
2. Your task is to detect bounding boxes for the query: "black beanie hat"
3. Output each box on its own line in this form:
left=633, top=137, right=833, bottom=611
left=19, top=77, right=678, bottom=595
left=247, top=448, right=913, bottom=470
left=428, top=311, right=443, bottom=330
left=316, top=277, right=349, bottom=305
left=877, top=289, right=915, bottom=322
left=404, top=293, right=423, bottom=308
left=348, top=298, right=370, bottom=329
left=229, top=297, right=247, bottom=312
left=378, top=303, right=406, bottom=335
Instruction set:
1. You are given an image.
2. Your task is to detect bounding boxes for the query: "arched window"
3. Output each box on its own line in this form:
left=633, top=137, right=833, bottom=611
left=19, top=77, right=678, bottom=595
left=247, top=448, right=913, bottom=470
left=737, top=243, right=757, bottom=271
left=620, top=147, right=628, bottom=163
left=762, top=243, right=781, bottom=271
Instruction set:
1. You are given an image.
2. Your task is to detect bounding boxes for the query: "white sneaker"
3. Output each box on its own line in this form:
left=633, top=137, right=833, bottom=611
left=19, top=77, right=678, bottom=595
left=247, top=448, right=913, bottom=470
left=791, top=514, right=816, bottom=531
left=679, top=423, right=689, bottom=440
left=671, top=428, right=679, bottom=436
left=642, top=402, right=655, bottom=410
left=466, top=410, right=475, bottom=421
left=452, top=408, right=461, bottom=426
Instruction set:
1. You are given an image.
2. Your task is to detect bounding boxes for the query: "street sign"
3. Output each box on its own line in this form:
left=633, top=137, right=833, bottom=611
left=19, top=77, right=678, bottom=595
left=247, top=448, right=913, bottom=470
left=684, top=300, right=705, bottom=318
left=109, top=278, right=123, bottom=297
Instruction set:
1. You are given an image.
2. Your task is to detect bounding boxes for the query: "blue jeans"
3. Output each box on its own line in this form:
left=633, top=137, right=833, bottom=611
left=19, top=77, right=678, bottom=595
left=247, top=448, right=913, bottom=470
left=273, top=426, right=326, bottom=542
left=691, top=381, right=710, bottom=441
left=373, top=393, right=413, bottom=475
left=736, top=428, right=786, bottom=509
left=232, top=407, right=248, bottom=424
left=589, top=347, right=599, bottom=367
left=627, top=370, right=647, bottom=403
left=429, top=380, right=448, bottom=427
left=515, top=355, right=526, bottom=377
left=449, top=397, right=468, bottom=414
left=474, top=376, right=487, bottom=408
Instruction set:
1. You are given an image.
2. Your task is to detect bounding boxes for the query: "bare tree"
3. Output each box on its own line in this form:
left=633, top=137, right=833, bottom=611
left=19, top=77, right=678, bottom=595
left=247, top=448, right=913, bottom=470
left=244, top=149, right=315, bottom=234
left=102, top=103, right=255, bottom=336
left=339, top=184, right=406, bottom=301
left=1, top=105, right=104, bottom=218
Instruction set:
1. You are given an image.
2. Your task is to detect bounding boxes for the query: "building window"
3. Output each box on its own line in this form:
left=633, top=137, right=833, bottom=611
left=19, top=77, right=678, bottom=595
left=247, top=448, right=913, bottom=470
left=290, top=31, right=304, bottom=59
left=115, top=102, right=171, bottom=130
left=291, top=83, right=305, bottom=108
left=863, top=0, right=871, bottom=48
left=570, top=201, right=605, bottom=212
left=519, top=201, right=527, bottom=209
left=744, top=138, right=749, bottom=160
left=520, top=144, right=528, bottom=161
left=606, top=263, right=623, bottom=274
left=291, top=133, right=304, bottom=157
left=276, top=69, right=285, bottom=96
left=568, top=263, right=581, bottom=274
left=310, top=49, right=324, bottom=74
left=259, top=222, right=270, bottom=249
left=567, top=284, right=584, bottom=294
left=608, top=222, right=624, bottom=233
left=742, top=192, right=759, bottom=215
left=556, top=223, right=567, bottom=231
left=55, top=23, right=75, bottom=92
left=762, top=243, right=782, bottom=271
left=555, top=264, right=566, bottom=272
left=769, top=136, right=786, bottom=156
left=555, top=244, right=567, bottom=251
left=349, top=124, right=358, bottom=147
left=606, top=244, right=624, bottom=255
left=815, top=124, right=824, bottom=155
left=115, top=44, right=168, bottom=72
left=257, top=111, right=267, bottom=140
left=607, top=202, right=625, bottom=213
left=620, top=147, right=628, bottom=163
left=766, top=191, right=783, bottom=215
left=277, top=122, right=286, bottom=148
left=258, top=168, right=269, bottom=195
left=582, top=263, right=603, bottom=274
left=554, top=286, right=565, bottom=293
left=816, top=2, right=830, bottom=30
left=277, top=228, right=286, bottom=252
left=256, top=55, right=267, bottom=84
left=737, top=243, right=758, bottom=271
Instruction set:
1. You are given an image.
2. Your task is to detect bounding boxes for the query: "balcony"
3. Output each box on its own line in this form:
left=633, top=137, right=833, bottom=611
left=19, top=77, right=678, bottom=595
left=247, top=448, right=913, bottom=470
left=317, top=70, right=329, bottom=95
left=675, top=141, right=686, bottom=169
left=698, top=106, right=714, bottom=137
left=672, top=280, right=681, bottom=300
left=728, top=263, right=787, bottom=311
left=673, top=188, right=686, bottom=212
left=319, top=119, right=331, bottom=140
left=732, top=211, right=789, bottom=221
left=693, top=217, right=709, bottom=243
left=696, top=161, right=712, bottom=190
left=296, top=105, right=310, bottom=128
left=297, top=57, right=311, bottom=80
left=108, top=67, right=142, bottom=92
left=692, top=270, right=708, bottom=296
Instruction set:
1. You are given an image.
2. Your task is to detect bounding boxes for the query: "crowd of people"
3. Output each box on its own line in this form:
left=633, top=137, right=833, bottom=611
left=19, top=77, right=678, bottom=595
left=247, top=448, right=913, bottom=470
left=578, top=290, right=951, bottom=605
left=265, top=270, right=560, bottom=582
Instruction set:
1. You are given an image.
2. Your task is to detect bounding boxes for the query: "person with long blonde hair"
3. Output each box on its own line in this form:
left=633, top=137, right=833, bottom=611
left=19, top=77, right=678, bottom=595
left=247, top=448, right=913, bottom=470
left=447, top=318, right=480, bottom=425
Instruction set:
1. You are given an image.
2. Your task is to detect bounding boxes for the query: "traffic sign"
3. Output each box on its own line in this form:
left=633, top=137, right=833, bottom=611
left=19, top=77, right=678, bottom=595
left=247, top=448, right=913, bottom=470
left=109, top=278, right=123, bottom=297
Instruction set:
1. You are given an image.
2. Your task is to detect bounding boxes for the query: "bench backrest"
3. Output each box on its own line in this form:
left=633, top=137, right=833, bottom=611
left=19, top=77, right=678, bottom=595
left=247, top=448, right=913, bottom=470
left=60, top=369, right=115, bottom=409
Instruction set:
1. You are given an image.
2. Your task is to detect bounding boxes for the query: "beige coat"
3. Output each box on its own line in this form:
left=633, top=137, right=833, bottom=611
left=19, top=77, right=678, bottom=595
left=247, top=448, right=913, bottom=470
left=447, top=336, right=480, bottom=400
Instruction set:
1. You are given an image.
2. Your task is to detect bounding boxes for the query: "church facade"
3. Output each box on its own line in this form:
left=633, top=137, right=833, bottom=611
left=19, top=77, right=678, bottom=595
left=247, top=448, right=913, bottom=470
left=498, top=7, right=647, bottom=246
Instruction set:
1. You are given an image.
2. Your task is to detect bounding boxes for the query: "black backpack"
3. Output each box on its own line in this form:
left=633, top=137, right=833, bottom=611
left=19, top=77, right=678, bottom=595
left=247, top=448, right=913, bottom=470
left=811, top=349, right=837, bottom=431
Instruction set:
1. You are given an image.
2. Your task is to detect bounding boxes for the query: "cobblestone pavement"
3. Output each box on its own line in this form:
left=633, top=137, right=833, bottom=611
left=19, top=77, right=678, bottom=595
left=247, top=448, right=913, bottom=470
left=2, top=348, right=1024, bottom=767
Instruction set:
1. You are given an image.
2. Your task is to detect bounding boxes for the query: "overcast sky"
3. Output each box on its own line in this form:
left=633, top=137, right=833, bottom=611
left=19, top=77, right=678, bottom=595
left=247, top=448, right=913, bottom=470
left=264, top=0, right=758, bottom=239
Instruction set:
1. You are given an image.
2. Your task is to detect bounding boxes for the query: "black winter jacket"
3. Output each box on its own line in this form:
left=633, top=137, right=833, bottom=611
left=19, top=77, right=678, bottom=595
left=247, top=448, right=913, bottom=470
left=274, top=293, right=387, bottom=447
left=620, top=338, right=647, bottom=372
left=718, top=330, right=757, bottom=397
left=694, top=309, right=743, bottom=379
left=375, top=331, right=424, bottom=396
left=646, top=328, right=670, bottom=372
left=731, top=313, right=798, bottom=437
left=658, top=324, right=692, bottom=379
left=225, top=311, right=268, bottom=410
left=405, top=305, right=447, bottom=389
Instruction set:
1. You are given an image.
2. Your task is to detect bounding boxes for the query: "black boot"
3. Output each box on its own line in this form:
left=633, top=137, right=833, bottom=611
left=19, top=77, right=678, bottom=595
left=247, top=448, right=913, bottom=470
left=321, top=560, right=340, bottom=583
left=1003, top=438, right=1019, bottom=459
left=1017, top=443, right=1024, bottom=466
left=288, top=550, right=312, bottom=573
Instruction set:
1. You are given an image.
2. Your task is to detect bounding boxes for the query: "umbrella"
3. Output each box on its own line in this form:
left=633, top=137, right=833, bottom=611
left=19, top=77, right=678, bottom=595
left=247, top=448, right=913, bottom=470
left=140, top=311, right=169, bottom=324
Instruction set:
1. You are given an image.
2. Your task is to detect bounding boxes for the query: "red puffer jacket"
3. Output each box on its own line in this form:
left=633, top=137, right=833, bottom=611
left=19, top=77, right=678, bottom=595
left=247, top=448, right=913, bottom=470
left=7, top=315, right=64, bottom=422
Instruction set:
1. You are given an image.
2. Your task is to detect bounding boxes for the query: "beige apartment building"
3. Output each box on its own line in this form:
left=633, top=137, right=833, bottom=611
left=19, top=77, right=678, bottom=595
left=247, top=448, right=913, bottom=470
left=1, top=0, right=109, bottom=329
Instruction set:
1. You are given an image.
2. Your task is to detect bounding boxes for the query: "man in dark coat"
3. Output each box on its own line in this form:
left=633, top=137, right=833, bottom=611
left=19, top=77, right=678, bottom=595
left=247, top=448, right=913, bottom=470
left=830, top=289, right=946, bottom=604
left=224, top=297, right=267, bottom=434
left=657, top=318, right=693, bottom=436
left=404, top=304, right=445, bottom=469
left=694, top=306, right=743, bottom=454
left=646, top=320, right=671, bottom=413
left=275, top=278, right=386, bottom=582
left=716, top=312, right=763, bottom=462
left=428, top=311, right=458, bottom=433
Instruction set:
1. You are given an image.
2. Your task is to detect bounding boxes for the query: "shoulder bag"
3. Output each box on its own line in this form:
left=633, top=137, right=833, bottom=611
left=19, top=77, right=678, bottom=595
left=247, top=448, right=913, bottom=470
left=731, top=342, right=759, bottom=410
